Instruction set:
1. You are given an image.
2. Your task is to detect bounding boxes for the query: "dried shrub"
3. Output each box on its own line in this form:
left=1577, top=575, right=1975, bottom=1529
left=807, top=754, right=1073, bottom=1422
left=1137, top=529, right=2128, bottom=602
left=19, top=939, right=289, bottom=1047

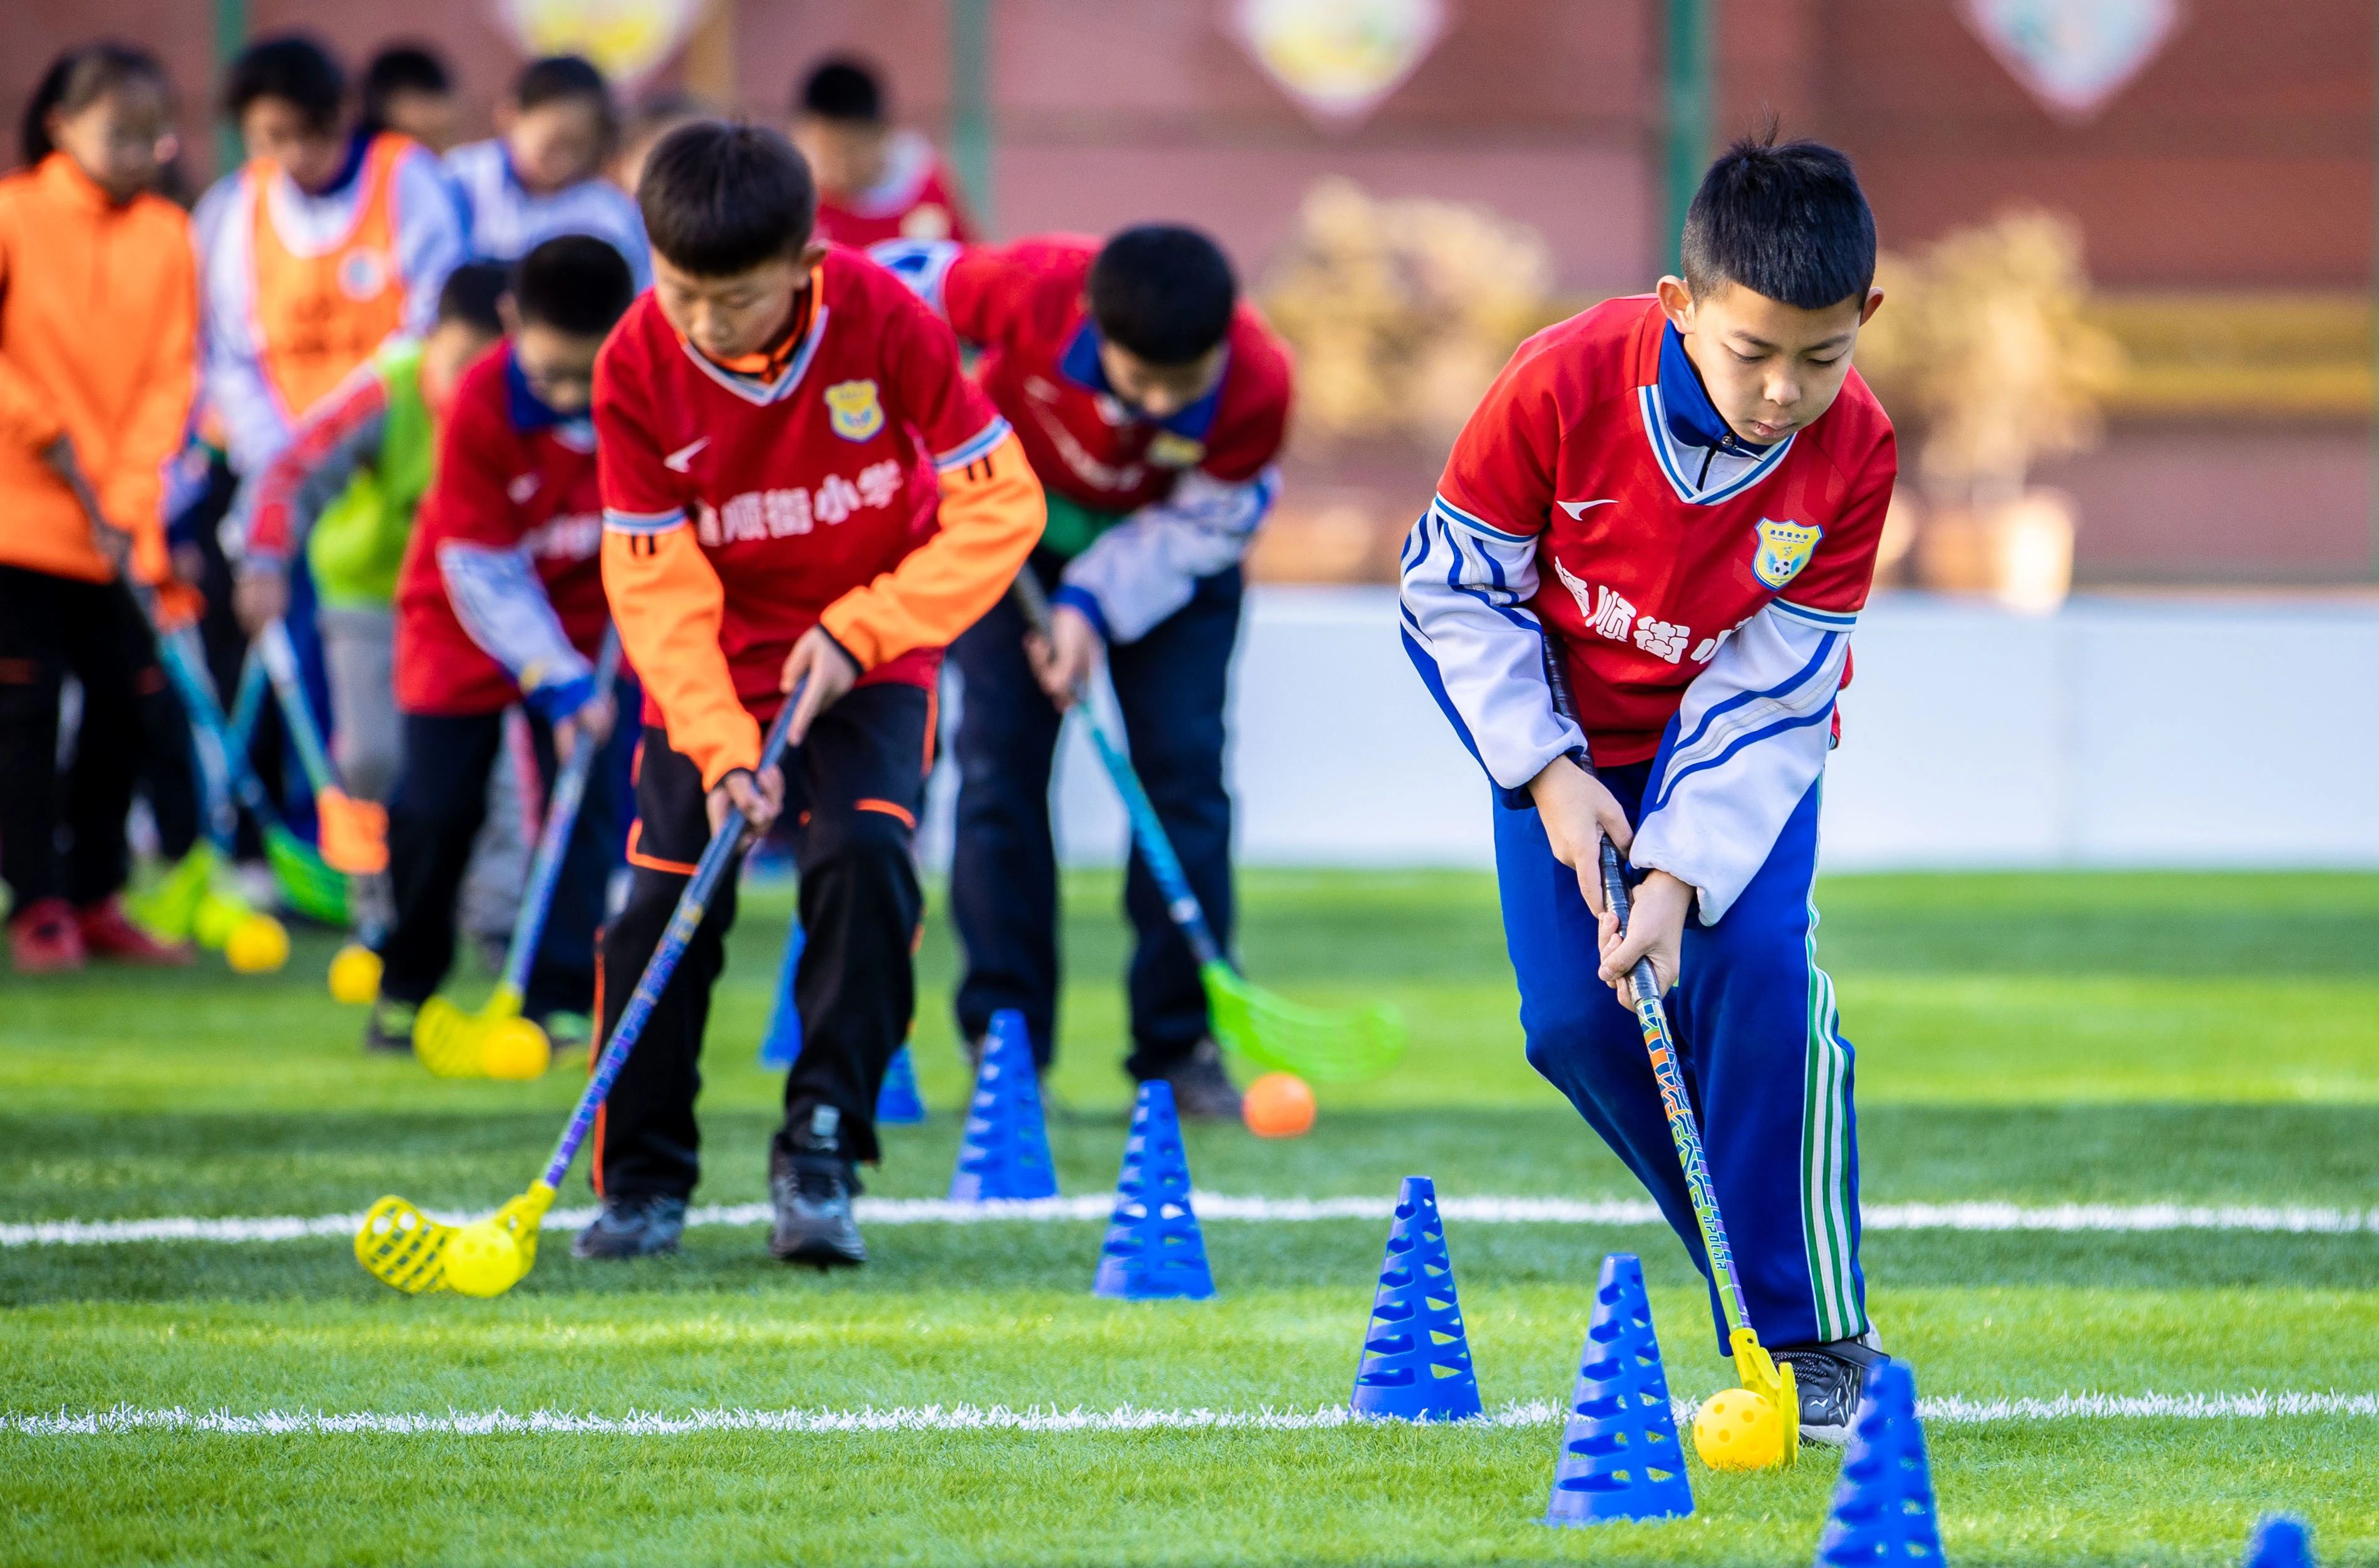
left=1856, top=211, right=2125, bottom=509
left=1261, top=177, right=1553, bottom=451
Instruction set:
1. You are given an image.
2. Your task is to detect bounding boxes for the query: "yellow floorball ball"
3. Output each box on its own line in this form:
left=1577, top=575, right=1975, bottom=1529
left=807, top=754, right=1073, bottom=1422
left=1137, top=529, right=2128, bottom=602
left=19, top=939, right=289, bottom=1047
left=481, top=1018, right=552, bottom=1081
left=1693, top=1387, right=1785, bottom=1471
left=224, top=913, right=290, bottom=974
left=327, top=943, right=382, bottom=1005
left=441, top=1219, right=524, bottom=1298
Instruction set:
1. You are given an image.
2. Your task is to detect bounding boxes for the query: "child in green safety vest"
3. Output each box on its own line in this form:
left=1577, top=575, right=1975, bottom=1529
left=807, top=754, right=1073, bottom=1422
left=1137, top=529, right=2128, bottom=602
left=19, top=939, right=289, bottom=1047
left=226, top=263, right=509, bottom=803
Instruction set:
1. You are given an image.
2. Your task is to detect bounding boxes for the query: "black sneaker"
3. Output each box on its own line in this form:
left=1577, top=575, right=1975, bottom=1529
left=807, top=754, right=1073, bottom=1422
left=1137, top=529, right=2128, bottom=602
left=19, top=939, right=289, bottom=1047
left=362, top=998, right=418, bottom=1055
left=1775, top=1332, right=1890, bottom=1445
left=1157, top=1038, right=1242, bottom=1121
left=570, top=1193, right=688, bottom=1259
left=769, top=1105, right=867, bottom=1268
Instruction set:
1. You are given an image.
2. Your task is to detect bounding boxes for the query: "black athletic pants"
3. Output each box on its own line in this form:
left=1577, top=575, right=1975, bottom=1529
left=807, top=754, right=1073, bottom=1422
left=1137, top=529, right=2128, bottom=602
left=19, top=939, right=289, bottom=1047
left=381, top=707, right=625, bottom=1018
left=135, top=660, right=201, bottom=864
left=948, top=553, right=1241, bottom=1077
left=0, top=566, right=159, bottom=910
left=594, top=682, right=928, bottom=1199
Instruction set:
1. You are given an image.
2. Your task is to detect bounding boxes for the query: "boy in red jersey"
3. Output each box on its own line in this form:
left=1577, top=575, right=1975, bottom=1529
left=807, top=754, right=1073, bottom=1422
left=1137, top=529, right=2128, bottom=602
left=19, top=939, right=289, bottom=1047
left=1400, top=136, right=1896, bottom=1443
left=369, top=237, right=638, bottom=1053
left=585, top=123, right=1041, bottom=1266
left=873, top=228, right=1292, bottom=1115
left=790, top=58, right=974, bottom=249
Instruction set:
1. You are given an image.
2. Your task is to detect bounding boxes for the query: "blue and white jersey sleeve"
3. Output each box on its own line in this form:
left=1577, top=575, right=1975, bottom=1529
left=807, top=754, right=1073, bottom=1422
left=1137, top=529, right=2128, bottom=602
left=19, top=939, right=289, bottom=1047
left=867, top=238, right=959, bottom=320
left=1397, top=493, right=1583, bottom=794
left=1630, top=598, right=1854, bottom=924
left=443, top=141, right=651, bottom=289
left=391, top=148, right=468, bottom=336
left=1053, top=468, right=1277, bottom=643
left=436, top=540, right=593, bottom=718
left=191, top=174, right=289, bottom=476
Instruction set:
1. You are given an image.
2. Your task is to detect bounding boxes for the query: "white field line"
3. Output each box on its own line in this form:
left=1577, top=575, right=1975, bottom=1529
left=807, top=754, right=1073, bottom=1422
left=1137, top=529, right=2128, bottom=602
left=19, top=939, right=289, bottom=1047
left=7, top=1194, right=2378, bottom=1249
left=10, top=1196, right=2379, bottom=1247
left=8, top=1391, right=2377, bottom=1439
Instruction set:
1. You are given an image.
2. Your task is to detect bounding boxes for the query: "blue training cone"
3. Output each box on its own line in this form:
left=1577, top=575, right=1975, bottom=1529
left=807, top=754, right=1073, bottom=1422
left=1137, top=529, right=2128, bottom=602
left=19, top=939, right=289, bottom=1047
left=757, top=925, right=804, bottom=1068
left=2243, top=1515, right=2316, bottom=1568
left=761, top=924, right=923, bottom=1124
left=875, top=1043, right=926, bottom=1124
left=1543, top=1253, right=1694, bottom=1527
left=1094, top=1080, right=1214, bottom=1300
left=948, top=1008, right=1059, bottom=1202
left=1814, top=1361, right=1943, bottom=1566
left=1349, top=1176, right=1483, bottom=1422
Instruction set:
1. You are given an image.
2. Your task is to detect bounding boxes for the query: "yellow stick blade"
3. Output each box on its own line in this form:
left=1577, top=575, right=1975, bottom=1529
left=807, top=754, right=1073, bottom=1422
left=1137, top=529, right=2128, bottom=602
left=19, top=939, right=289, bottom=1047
left=500, top=1184, right=557, bottom=1274
left=412, top=999, right=487, bottom=1078
left=355, top=1196, right=454, bottom=1293
left=1729, top=1327, right=1800, bottom=1468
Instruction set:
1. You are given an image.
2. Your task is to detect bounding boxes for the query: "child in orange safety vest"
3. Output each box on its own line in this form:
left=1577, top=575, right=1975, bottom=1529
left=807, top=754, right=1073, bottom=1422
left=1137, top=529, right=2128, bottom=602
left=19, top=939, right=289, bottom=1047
left=0, top=44, right=203, bottom=972
left=193, top=34, right=466, bottom=483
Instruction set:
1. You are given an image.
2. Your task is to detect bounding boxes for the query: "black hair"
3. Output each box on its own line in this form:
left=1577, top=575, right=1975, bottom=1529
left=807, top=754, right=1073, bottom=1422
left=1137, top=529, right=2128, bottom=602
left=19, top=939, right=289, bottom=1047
left=1088, top=225, right=1238, bottom=367
left=1680, top=130, right=1876, bottom=310
left=515, top=55, right=614, bottom=130
left=435, top=260, right=510, bottom=337
left=637, top=120, right=816, bottom=277
left=224, top=34, right=347, bottom=135
left=361, top=44, right=451, bottom=133
left=797, top=57, right=883, bottom=123
left=19, top=42, right=170, bottom=168
left=513, top=235, right=636, bottom=337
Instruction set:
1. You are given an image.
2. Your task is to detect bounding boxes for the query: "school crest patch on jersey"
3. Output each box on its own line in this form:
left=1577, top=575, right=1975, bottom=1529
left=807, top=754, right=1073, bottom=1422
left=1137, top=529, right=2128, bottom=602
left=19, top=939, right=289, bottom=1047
left=1148, top=433, right=1206, bottom=468
left=825, top=379, right=885, bottom=442
left=1751, top=517, right=1821, bottom=589
left=337, top=249, right=390, bottom=302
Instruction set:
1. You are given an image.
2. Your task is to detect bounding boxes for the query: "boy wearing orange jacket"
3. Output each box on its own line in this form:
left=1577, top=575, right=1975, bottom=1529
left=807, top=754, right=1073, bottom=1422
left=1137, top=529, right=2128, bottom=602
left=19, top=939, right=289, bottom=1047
left=0, top=45, right=201, bottom=971
left=584, top=123, right=1042, bottom=1266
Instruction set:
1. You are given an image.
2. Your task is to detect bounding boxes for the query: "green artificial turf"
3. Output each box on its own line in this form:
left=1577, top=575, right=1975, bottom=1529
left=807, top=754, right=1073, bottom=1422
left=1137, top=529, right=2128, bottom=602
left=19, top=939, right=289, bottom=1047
left=3, top=869, right=2376, bottom=1565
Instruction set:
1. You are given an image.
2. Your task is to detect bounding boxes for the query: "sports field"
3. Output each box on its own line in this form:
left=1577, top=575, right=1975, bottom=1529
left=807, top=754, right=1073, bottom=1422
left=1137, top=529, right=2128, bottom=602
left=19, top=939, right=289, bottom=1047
left=5, top=868, right=2377, bottom=1565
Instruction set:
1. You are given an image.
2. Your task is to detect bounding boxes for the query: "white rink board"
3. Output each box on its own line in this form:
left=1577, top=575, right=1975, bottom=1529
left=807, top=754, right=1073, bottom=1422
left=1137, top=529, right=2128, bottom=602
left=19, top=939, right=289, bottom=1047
left=920, top=587, right=2379, bottom=871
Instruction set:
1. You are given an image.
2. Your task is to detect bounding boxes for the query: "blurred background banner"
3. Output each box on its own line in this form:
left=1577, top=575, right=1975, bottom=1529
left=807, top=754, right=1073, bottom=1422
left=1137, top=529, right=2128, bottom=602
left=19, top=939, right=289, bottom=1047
left=1956, top=0, right=2182, bottom=124
left=8, top=0, right=2367, bottom=588
left=496, top=0, right=711, bottom=89
left=12, top=0, right=2365, bottom=864
left=1228, top=0, right=1449, bottom=127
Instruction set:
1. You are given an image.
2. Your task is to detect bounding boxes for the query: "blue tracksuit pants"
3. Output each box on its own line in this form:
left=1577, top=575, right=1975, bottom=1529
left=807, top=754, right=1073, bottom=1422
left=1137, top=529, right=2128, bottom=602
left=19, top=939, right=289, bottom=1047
left=949, top=554, right=1241, bottom=1077
left=1494, top=760, right=1867, bottom=1353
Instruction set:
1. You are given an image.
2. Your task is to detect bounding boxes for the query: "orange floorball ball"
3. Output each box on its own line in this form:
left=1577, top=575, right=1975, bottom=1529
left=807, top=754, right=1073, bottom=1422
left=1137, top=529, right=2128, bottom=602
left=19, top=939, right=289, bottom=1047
left=1243, top=1072, right=1317, bottom=1138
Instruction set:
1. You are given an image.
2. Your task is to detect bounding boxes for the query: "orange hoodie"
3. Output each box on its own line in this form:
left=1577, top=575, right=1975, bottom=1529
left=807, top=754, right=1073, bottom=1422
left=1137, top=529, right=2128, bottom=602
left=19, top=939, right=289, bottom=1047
left=0, top=153, right=197, bottom=585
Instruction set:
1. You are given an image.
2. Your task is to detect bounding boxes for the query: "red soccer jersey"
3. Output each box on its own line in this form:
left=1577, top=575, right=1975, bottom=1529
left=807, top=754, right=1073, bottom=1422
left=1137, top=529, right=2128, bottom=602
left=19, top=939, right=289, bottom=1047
left=1436, top=295, right=1896, bottom=766
left=395, top=346, right=609, bottom=717
left=813, top=135, right=975, bottom=250
left=938, top=236, right=1293, bottom=513
left=593, top=249, right=1009, bottom=735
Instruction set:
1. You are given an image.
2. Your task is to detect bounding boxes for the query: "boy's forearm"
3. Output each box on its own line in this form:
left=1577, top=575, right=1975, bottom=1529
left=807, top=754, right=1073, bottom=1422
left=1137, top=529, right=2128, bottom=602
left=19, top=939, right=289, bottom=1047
left=232, top=397, right=388, bottom=566
left=1057, top=467, right=1276, bottom=645
left=1398, top=506, right=1584, bottom=797
left=436, top=540, right=589, bottom=701
left=600, top=525, right=758, bottom=787
left=819, top=431, right=1044, bottom=669
left=1628, top=602, right=1850, bottom=923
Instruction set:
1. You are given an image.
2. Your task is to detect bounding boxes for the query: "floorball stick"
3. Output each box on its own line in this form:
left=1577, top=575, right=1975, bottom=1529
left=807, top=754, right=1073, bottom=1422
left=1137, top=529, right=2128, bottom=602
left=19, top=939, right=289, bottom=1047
left=357, top=688, right=801, bottom=1297
left=1010, top=570, right=1402, bottom=1082
left=1539, top=637, right=1797, bottom=1468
